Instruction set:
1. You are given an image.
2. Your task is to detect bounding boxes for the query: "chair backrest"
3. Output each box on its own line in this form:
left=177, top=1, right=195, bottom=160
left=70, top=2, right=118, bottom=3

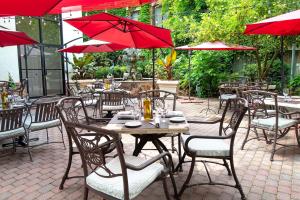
left=56, top=97, right=90, bottom=125
left=27, top=97, right=61, bottom=123
left=218, top=98, right=248, bottom=136
left=138, top=90, right=176, bottom=111
left=242, top=90, right=278, bottom=123
left=62, top=114, right=130, bottom=198
left=0, top=107, right=25, bottom=132
left=99, top=91, right=125, bottom=106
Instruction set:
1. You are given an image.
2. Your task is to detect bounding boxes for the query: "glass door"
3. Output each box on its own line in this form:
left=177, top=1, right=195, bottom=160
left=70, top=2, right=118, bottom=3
left=17, top=15, right=65, bottom=97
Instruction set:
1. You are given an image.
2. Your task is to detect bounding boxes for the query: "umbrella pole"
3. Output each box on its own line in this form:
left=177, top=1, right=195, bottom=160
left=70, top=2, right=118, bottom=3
left=280, top=36, right=285, bottom=93
left=188, top=50, right=191, bottom=100
left=152, top=48, right=155, bottom=90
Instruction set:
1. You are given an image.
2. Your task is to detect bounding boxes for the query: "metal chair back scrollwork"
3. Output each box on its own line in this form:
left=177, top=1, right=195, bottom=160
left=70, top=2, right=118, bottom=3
left=138, top=90, right=176, bottom=112
left=56, top=97, right=113, bottom=190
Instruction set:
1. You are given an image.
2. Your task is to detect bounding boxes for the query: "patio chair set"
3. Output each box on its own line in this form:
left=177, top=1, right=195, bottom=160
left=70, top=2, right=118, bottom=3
left=218, top=81, right=300, bottom=161
left=53, top=87, right=249, bottom=200
left=0, top=96, right=66, bottom=162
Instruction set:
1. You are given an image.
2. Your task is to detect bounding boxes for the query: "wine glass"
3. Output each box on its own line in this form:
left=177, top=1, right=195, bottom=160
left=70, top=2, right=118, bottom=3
left=283, top=88, right=289, bottom=102
left=132, top=98, right=140, bottom=120
left=155, top=100, right=164, bottom=116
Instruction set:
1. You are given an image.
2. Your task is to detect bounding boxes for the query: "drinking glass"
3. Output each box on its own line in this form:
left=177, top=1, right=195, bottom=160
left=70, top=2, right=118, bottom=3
left=283, top=88, right=289, bottom=102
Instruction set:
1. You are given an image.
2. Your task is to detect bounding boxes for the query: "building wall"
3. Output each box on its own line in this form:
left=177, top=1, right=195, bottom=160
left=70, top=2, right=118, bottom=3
left=0, top=17, right=20, bottom=82
left=61, top=11, right=83, bottom=79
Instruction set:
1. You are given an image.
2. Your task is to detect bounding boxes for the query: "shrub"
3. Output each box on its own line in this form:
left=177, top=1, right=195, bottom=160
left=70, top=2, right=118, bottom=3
left=95, top=67, right=110, bottom=79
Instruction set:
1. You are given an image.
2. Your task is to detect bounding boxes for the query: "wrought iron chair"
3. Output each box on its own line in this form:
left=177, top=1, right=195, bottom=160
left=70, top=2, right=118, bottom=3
left=218, top=82, right=238, bottom=112
left=59, top=106, right=177, bottom=200
left=24, top=97, right=65, bottom=149
left=137, top=90, right=180, bottom=157
left=56, top=97, right=111, bottom=190
left=14, top=78, right=28, bottom=98
left=175, top=98, right=248, bottom=199
left=96, top=90, right=126, bottom=118
left=0, top=106, right=32, bottom=161
left=241, top=90, right=300, bottom=161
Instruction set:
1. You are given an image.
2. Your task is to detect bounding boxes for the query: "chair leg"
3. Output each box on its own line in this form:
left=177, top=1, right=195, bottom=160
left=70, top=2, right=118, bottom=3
left=229, top=158, right=245, bottom=200
left=179, top=155, right=195, bottom=197
left=270, top=130, right=278, bottom=161
left=295, top=125, right=300, bottom=147
left=83, top=187, right=89, bottom=200
left=162, top=177, right=171, bottom=200
left=171, top=136, right=175, bottom=153
left=46, top=128, right=49, bottom=144
left=241, top=125, right=251, bottom=150
left=223, top=159, right=231, bottom=176
left=178, top=134, right=182, bottom=171
left=59, top=147, right=73, bottom=190
left=26, top=130, right=33, bottom=162
left=175, top=152, right=186, bottom=172
left=58, top=125, right=66, bottom=149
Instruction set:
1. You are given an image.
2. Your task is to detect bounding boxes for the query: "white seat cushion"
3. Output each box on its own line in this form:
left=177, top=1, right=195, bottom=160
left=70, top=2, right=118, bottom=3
left=86, top=155, right=164, bottom=199
left=252, top=117, right=298, bottom=130
left=25, top=119, right=61, bottom=131
left=181, top=134, right=230, bottom=157
left=103, top=105, right=125, bottom=111
left=220, top=94, right=237, bottom=100
left=0, top=127, right=26, bottom=140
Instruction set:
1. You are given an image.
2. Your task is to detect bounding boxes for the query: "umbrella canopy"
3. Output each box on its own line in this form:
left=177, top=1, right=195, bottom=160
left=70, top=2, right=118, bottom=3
left=64, top=12, right=174, bottom=49
left=58, top=40, right=128, bottom=53
left=176, top=41, right=256, bottom=51
left=0, top=0, right=155, bottom=16
left=244, top=9, right=300, bottom=35
left=49, top=0, right=155, bottom=14
left=0, top=27, right=37, bottom=47
left=0, top=0, right=62, bottom=16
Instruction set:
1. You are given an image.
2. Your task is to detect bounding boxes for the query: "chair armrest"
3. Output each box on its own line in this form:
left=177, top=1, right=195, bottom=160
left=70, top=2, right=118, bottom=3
left=279, top=111, right=300, bottom=118
left=185, top=133, right=234, bottom=147
left=187, top=117, right=221, bottom=124
left=125, top=152, right=172, bottom=171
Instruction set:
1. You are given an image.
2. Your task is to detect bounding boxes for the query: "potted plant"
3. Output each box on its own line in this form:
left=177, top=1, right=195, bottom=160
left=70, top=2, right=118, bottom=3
left=156, top=49, right=179, bottom=95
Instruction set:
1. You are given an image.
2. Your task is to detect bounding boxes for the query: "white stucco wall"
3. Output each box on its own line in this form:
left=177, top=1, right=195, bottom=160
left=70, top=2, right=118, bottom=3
left=0, top=17, right=20, bottom=82
left=61, top=11, right=83, bottom=79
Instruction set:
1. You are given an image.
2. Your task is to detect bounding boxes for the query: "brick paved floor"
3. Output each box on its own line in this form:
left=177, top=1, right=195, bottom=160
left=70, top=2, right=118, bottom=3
left=1, top=97, right=300, bottom=200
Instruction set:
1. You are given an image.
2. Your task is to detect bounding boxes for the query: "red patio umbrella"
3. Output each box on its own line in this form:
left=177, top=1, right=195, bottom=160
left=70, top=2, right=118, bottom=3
left=176, top=41, right=256, bottom=101
left=0, top=0, right=155, bottom=16
left=58, top=40, right=128, bottom=53
left=49, top=0, right=156, bottom=14
left=0, top=0, right=62, bottom=16
left=244, top=10, right=300, bottom=91
left=65, top=12, right=174, bottom=89
left=244, top=9, right=300, bottom=35
left=0, top=27, right=37, bottom=47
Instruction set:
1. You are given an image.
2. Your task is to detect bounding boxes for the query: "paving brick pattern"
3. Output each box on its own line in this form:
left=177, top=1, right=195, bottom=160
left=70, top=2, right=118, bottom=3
left=0, top=98, right=300, bottom=200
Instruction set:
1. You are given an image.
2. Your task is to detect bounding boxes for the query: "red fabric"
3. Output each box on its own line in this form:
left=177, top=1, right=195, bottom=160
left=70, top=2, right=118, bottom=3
left=49, top=0, right=155, bottom=14
left=244, top=9, right=300, bottom=35
left=176, top=41, right=256, bottom=51
left=0, top=28, right=37, bottom=47
left=65, top=12, right=173, bottom=49
left=0, top=0, right=62, bottom=16
left=58, top=40, right=128, bottom=53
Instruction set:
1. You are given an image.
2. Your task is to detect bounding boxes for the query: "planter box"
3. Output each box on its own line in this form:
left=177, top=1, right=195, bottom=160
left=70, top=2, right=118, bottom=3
left=157, top=80, right=179, bottom=98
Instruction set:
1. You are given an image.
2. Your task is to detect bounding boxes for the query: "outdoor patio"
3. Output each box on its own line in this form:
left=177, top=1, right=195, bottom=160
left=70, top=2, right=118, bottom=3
left=1, top=98, right=300, bottom=200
